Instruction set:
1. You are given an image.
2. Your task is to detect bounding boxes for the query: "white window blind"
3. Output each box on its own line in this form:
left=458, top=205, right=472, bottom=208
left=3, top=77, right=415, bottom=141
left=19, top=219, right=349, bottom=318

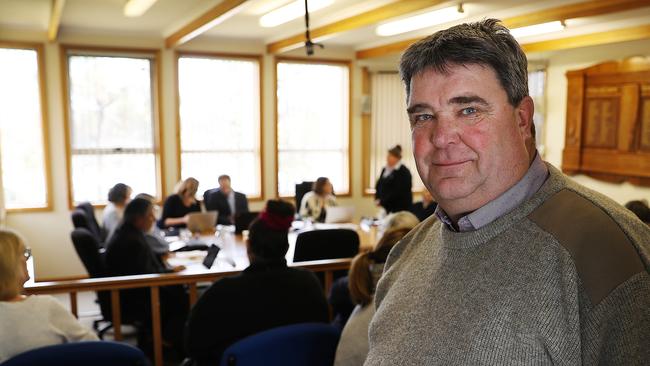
left=369, top=73, right=424, bottom=192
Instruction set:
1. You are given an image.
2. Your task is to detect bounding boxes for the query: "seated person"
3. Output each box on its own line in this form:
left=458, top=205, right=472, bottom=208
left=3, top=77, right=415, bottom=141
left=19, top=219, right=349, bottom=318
left=410, top=190, right=437, bottom=222
left=105, top=198, right=188, bottom=354
left=299, top=177, right=337, bottom=222
left=625, top=199, right=650, bottom=225
left=333, top=227, right=412, bottom=366
left=203, top=174, right=249, bottom=225
left=158, top=177, right=201, bottom=229
left=329, top=211, right=419, bottom=329
left=103, top=183, right=132, bottom=240
left=185, top=199, right=329, bottom=366
left=135, top=193, right=170, bottom=255
left=0, top=229, right=97, bottom=362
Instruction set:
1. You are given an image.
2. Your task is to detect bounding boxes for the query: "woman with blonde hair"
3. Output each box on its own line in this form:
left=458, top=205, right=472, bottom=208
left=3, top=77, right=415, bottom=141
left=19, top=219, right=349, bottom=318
left=158, top=177, right=201, bottom=228
left=0, top=229, right=97, bottom=362
left=334, top=226, right=413, bottom=366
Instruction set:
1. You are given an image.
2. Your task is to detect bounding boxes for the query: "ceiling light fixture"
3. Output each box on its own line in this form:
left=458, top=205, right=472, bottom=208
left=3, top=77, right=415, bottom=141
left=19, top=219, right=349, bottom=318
left=376, top=4, right=466, bottom=37
left=124, top=0, right=158, bottom=17
left=260, top=0, right=334, bottom=28
left=509, top=20, right=565, bottom=39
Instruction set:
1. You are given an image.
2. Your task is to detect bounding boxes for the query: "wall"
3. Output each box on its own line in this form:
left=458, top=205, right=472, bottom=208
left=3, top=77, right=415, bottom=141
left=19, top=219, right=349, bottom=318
left=1, top=29, right=379, bottom=280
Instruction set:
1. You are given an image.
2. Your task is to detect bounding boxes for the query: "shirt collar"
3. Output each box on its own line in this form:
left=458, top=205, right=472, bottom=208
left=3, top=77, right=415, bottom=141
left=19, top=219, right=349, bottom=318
left=435, top=152, right=549, bottom=232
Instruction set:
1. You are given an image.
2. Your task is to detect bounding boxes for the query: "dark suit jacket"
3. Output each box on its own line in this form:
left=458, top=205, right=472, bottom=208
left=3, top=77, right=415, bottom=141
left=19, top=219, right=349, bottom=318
left=185, top=259, right=329, bottom=366
left=203, top=188, right=249, bottom=225
left=375, top=165, right=413, bottom=213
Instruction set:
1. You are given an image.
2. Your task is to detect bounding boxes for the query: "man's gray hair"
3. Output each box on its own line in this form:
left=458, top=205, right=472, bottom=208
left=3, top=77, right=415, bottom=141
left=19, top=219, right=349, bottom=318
left=399, top=19, right=529, bottom=107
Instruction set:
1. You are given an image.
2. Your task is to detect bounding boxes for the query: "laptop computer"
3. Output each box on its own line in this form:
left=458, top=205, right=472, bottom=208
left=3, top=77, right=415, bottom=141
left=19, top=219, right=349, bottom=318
left=187, top=211, right=218, bottom=234
left=325, top=206, right=355, bottom=223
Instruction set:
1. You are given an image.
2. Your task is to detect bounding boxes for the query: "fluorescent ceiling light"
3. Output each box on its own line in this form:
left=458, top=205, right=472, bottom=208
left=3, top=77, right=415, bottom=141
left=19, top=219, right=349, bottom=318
left=509, top=21, right=565, bottom=39
left=376, top=4, right=466, bottom=37
left=260, top=0, right=334, bottom=28
left=124, top=0, right=158, bottom=17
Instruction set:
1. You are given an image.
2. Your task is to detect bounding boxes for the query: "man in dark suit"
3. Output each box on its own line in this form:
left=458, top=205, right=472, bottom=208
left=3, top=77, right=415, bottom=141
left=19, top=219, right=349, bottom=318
left=203, top=175, right=249, bottom=225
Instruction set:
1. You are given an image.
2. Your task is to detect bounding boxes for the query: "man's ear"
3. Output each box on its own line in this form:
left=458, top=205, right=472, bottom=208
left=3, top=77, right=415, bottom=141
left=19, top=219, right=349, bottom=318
left=516, top=96, right=535, bottom=140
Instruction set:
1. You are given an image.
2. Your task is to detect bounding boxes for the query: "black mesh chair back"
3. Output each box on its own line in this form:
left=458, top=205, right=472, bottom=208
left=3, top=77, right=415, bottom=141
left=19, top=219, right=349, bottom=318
left=71, top=209, right=93, bottom=232
left=235, top=211, right=260, bottom=234
left=70, top=228, right=114, bottom=335
left=76, top=202, right=104, bottom=241
left=295, top=181, right=314, bottom=212
left=293, top=229, right=360, bottom=262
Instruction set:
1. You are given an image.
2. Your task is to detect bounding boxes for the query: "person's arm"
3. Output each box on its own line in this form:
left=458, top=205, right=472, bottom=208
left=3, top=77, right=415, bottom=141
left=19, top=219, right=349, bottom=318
left=46, top=296, right=99, bottom=341
left=581, top=272, right=650, bottom=364
left=299, top=192, right=312, bottom=218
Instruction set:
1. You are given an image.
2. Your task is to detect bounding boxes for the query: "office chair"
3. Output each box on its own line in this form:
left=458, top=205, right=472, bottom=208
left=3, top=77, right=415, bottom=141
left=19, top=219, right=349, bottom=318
left=1, top=341, right=148, bottom=366
left=70, top=228, right=115, bottom=339
left=219, top=323, right=340, bottom=366
left=234, top=211, right=259, bottom=234
left=293, top=229, right=360, bottom=262
left=76, top=202, right=105, bottom=242
left=294, top=181, right=314, bottom=212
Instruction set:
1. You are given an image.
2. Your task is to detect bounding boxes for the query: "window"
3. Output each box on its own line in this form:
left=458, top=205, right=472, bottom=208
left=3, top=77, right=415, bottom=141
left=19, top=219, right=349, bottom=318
left=367, top=72, right=424, bottom=193
left=528, top=69, right=547, bottom=155
left=0, top=45, right=51, bottom=210
left=63, top=48, right=161, bottom=205
left=177, top=54, right=262, bottom=197
left=276, top=60, right=350, bottom=197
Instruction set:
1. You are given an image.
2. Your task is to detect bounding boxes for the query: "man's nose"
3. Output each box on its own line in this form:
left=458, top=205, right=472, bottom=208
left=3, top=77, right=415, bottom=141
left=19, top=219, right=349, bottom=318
left=429, top=114, right=460, bottom=148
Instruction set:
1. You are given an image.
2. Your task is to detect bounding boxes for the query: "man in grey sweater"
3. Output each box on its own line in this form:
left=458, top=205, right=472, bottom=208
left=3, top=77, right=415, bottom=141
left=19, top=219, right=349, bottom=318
left=365, top=19, right=650, bottom=365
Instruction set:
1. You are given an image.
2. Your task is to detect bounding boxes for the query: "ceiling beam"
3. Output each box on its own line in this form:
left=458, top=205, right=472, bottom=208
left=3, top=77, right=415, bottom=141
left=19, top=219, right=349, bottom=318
left=521, top=23, right=650, bottom=53
left=266, top=0, right=446, bottom=54
left=355, top=0, right=650, bottom=59
left=48, top=0, right=66, bottom=42
left=165, top=0, right=248, bottom=48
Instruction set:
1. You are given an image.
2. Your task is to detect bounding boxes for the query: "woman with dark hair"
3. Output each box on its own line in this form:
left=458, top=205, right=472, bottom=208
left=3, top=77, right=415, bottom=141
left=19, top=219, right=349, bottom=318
left=185, top=200, right=329, bottom=366
left=375, top=145, right=413, bottom=214
left=334, top=227, right=413, bottom=366
left=158, top=177, right=201, bottom=229
left=299, top=177, right=337, bottom=222
left=103, top=182, right=132, bottom=240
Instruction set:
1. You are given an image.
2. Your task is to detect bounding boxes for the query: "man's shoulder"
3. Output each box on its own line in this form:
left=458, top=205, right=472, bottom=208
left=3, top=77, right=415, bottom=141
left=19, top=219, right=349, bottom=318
left=528, top=187, right=648, bottom=305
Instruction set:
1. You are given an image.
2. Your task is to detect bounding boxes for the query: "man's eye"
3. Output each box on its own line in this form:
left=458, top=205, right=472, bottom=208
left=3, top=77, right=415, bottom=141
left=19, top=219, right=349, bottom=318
left=461, top=107, right=477, bottom=116
left=414, top=114, right=432, bottom=122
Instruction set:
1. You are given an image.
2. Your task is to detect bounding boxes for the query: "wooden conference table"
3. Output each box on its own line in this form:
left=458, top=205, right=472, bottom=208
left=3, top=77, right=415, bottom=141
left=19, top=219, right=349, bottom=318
left=24, top=223, right=376, bottom=366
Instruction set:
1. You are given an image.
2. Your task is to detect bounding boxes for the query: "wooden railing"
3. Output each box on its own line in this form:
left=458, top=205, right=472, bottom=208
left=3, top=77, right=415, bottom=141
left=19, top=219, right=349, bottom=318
left=24, top=258, right=352, bottom=366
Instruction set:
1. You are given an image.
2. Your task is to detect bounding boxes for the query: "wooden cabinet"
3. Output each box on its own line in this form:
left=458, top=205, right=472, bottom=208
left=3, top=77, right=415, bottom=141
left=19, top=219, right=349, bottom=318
left=562, top=56, right=650, bottom=186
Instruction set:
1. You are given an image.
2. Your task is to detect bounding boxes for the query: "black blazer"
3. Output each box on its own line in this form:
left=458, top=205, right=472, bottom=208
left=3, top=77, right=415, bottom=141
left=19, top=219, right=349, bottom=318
left=375, top=165, right=413, bottom=214
left=184, top=260, right=329, bottom=365
left=203, top=189, right=249, bottom=225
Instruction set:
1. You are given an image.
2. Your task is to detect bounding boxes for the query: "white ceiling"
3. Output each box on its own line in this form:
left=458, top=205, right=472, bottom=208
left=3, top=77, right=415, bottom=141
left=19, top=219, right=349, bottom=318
left=1, top=0, right=649, bottom=54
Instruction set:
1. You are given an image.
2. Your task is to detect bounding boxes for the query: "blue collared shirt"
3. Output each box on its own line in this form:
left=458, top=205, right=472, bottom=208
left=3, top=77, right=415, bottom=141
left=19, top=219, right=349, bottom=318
left=435, top=152, right=549, bottom=232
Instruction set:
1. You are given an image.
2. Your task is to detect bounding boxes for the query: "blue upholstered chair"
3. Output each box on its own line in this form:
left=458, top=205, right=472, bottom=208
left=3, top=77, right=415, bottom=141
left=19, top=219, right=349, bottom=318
left=1, top=341, right=148, bottom=366
left=219, top=323, right=340, bottom=366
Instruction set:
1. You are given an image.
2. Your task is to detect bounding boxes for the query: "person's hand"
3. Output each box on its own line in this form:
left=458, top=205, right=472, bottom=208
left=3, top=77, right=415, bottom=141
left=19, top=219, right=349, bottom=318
left=181, top=214, right=189, bottom=224
left=171, top=265, right=186, bottom=273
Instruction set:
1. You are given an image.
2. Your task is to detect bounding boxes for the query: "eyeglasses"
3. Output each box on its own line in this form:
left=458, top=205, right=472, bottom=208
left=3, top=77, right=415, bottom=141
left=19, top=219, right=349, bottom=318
left=23, top=247, right=32, bottom=260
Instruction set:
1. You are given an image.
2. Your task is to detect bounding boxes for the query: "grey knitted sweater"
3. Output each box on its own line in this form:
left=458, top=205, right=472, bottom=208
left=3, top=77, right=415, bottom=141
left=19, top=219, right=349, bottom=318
left=366, top=165, right=650, bottom=365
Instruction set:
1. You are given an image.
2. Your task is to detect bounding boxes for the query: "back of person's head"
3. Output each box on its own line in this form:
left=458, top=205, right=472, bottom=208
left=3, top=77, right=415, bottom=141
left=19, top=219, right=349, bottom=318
left=175, top=177, right=199, bottom=197
left=388, top=145, right=402, bottom=159
left=108, top=183, right=131, bottom=204
left=625, top=200, right=650, bottom=223
left=383, top=211, right=420, bottom=232
left=248, top=200, right=295, bottom=261
left=123, top=198, right=153, bottom=226
left=0, top=229, right=27, bottom=300
left=348, top=227, right=412, bottom=306
left=312, top=177, right=330, bottom=195
left=135, top=192, right=155, bottom=202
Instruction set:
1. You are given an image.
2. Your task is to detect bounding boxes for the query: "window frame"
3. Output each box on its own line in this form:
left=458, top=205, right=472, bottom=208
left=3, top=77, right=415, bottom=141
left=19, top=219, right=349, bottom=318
left=0, top=41, right=53, bottom=212
left=60, top=45, right=166, bottom=208
left=174, top=51, right=265, bottom=202
left=274, top=56, right=353, bottom=198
